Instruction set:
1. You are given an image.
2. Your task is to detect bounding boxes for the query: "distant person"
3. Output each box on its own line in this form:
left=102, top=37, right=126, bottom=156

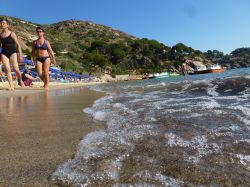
left=180, top=62, right=187, bottom=76
left=31, top=26, right=56, bottom=90
left=0, top=18, right=25, bottom=90
left=60, top=73, right=65, bottom=80
left=21, top=69, right=39, bottom=87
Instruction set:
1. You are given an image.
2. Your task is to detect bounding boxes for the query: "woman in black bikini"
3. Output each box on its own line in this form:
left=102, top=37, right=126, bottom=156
left=31, top=26, right=56, bottom=90
left=0, top=18, right=25, bottom=90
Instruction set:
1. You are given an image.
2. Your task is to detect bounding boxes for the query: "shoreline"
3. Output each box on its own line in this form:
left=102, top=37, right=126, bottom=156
left=0, top=83, right=106, bottom=186
left=0, top=81, right=104, bottom=98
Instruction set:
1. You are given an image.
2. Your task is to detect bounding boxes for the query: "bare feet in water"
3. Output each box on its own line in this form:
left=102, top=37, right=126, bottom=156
left=8, top=87, right=14, bottom=91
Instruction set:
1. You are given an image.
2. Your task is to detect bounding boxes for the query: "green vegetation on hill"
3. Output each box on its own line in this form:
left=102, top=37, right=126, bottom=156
left=1, top=16, right=250, bottom=75
left=217, top=48, right=250, bottom=69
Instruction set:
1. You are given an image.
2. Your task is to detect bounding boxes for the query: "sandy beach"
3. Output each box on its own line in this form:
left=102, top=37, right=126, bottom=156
left=0, top=82, right=105, bottom=186
left=0, top=81, right=103, bottom=97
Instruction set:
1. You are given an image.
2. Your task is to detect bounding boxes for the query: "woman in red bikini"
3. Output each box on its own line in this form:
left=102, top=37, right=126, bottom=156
left=31, top=26, right=56, bottom=90
left=0, top=18, right=25, bottom=90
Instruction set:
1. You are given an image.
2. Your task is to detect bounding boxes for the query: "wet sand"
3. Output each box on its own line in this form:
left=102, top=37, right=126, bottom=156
left=0, top=81, right=103, bottom=98
left=0, top=86, right=105, bottom=186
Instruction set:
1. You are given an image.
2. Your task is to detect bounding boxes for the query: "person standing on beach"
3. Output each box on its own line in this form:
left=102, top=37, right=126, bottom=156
left=0, top=18, right=25, bottom=90
left=180, top=62, right=188, bottom=76
left=31, top=26, right=56, bottom=90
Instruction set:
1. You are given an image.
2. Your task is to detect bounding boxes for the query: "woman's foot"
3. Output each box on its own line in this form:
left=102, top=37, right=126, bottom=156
left=7, top=87, right=14, bottom=91
left=18, top=80, right=25, bottom=88
left=20, top=81, right=25, bottom=88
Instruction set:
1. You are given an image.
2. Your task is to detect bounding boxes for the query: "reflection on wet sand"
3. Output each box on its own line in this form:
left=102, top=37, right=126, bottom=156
left=0, top=87, right=105, bottom=186
left=0, top=88, right=79, bottom=124
left=0, top=92, right=48, bottom=121
left=0, top=88, right=92, bottom=146
left=0, top=88, right=84, bottom=136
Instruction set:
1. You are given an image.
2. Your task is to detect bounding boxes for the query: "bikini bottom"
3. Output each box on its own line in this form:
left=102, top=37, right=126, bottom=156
left=36, top=56, right=50, bottom=63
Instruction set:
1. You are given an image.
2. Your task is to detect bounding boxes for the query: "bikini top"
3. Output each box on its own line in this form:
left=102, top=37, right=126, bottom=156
left=34, top=40, right=48, bottom=50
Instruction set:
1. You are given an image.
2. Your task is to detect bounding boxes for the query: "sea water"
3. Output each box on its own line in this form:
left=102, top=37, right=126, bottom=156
left=52, top=68, right=250, bottom=186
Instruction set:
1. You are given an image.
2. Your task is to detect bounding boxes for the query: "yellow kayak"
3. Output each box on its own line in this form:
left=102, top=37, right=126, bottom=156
left=169, top=73, right=180, bottom=77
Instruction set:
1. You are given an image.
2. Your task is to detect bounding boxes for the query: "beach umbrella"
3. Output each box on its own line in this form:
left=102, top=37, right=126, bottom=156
left=22, top=58, right=31, bottom=65
left=81, top=75, right=92, bottom=79
left=29, top=70, right=38, bottom=77
left=49, top=67, right=62, bottom=73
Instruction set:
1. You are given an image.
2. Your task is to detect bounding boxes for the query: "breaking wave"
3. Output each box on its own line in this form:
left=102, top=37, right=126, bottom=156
left=52, top=68, right=250, bottom=186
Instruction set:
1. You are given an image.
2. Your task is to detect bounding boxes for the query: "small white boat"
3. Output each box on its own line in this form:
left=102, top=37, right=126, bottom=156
left=153, top=72, right=169, bottom=79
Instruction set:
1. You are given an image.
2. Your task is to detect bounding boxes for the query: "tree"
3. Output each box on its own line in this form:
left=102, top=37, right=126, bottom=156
left=82, top=51, right=108, bottom=68
left=90, top=40, right=109, bottom=54
left=204, top=50, right=224, bottom=60
left=111, top=48, right=126, bottom=61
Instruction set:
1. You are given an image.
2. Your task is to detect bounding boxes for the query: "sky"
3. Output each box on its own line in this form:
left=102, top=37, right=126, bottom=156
left=1, top=0, right=250, bottom=54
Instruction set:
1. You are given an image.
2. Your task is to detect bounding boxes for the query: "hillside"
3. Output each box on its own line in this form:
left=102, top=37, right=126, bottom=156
left=1, top=16, right=249, bottom=75
left=217, top=48, right=250, bottom=69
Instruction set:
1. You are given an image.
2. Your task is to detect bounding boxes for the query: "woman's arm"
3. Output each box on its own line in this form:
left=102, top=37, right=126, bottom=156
left=11, top=32, right=23, bottom=63
left=45, top=40, right=57, bottom=66
left=25, top=73, right=39, bottom=81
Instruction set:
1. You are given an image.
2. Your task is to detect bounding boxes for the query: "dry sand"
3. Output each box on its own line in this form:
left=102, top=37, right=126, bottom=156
left=0, top=82, right=105, bottom=186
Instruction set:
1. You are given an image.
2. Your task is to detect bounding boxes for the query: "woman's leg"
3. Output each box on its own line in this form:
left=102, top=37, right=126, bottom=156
left=37, top=61, right=44, bottom=81
left=1, top=54, right=14, bottom=90
left=42, top=58, right=51, bottom=90
left=10, top=53, right=25, bottom=88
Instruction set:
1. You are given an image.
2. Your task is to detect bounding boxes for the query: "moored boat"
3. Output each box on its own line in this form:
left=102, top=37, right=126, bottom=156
left=169, top=72, right=180, bottom=77
left=135, top=76, right=143, bottom=80
left=204, top=64, right=225, bottom=73
left=153, top=72, right=169, bottom=79
left=190, top=64, right=225, bottom=74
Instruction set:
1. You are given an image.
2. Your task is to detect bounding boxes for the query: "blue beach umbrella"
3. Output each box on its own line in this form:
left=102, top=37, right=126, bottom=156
left=22, top=57, right=31, bottom=65
left=81, top=75, right=92, bottom=79
left=49, top=68, right=62, bottom=73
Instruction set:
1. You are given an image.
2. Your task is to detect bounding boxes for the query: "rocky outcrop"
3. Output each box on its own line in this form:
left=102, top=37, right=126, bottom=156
left=185, top=57, right=213, bottom=70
